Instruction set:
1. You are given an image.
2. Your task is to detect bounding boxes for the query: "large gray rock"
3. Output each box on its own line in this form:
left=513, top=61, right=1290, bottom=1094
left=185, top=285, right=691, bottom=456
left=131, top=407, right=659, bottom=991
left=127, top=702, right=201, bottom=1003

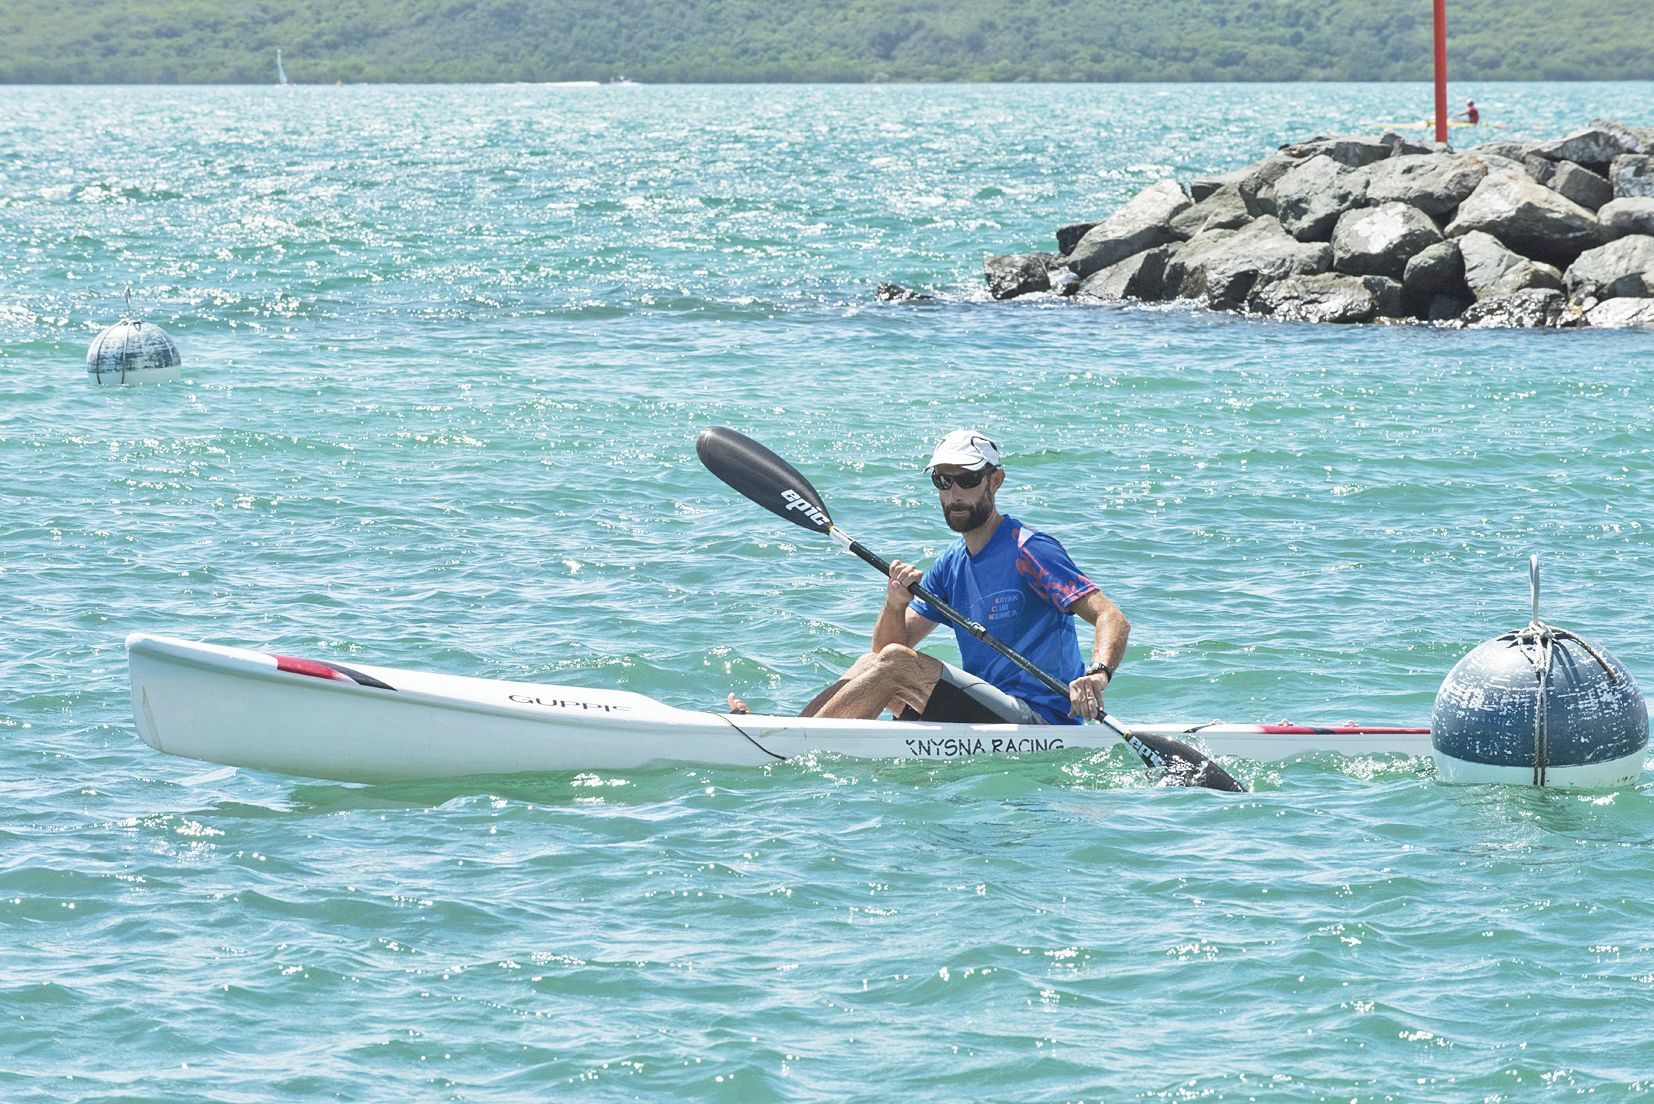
left=1273, top=155, right=1368, bottom=241
left=1278, top=135, right=1395, bottom=169
left=1168, top=184, right=1257, bottom=238
left=1457, top=230, right=1564, bottom=300
left=1613, top=122, right=1651, bottom=147
left=984, top=253, right=1053, bottom=299
left=1249, top=273, right=1389, bottom=324
left=876, top=282, right=936, bottom=303
left=1459, top=288, right=1569, bottom=328
left=1523, top=154, right=1556, bottom=187
left=1366, top=275, right=1406, bottom=319
left=1158, top=226, right=1237, bottom=298
left=1593, top=118, right=1653, bottom=146
left=1331, top=202, right=1443, bottom=280
left=1403, top=240, right=1467, bottom=299
left=1535, top=124, right=1646, bottom=170
left=1477, top=153, right=1531, bottom=180
left=1162, top=217, right=1332, bottom=307
left=1472, top=141, right=1543, bottom=162
left=1446, top=173, right=1603, bottom=267
left=1548, top=161, right=1613, bottom=211
left=1189, top=171, right=1243, bottom=202
left=1610, top=155, right=1654, bottom=199
left=1233, top=150, right=1312, bottom=216
left=1564, top=236, right=1654, bottom=301
left=1585, top=297, right=1654, bottom=328
left=1067, top=181, right=1191, bottom=278
left=1378, top=131, right=1435, bottom=157
left=1358, top=153, right=1487, bottom=216
left=1599, top=198, right=1654, bottom=239
left=1075, top=245, right=1175, bottom=302
left=1055, top=221, right=1100, bottom=256
left=1426, top=295, right=1472, bottom=322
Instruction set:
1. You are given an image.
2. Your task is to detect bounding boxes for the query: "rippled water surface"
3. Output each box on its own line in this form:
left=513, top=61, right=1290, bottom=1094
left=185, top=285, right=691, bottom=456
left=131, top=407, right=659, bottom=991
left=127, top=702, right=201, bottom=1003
left=3, top=82, right=1653, bottom=1101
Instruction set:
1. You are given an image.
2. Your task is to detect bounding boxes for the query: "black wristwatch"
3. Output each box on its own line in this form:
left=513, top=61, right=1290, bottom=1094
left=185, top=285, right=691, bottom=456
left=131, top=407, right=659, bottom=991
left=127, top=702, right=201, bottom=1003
left=1084, top=661, right=1113, bottom=680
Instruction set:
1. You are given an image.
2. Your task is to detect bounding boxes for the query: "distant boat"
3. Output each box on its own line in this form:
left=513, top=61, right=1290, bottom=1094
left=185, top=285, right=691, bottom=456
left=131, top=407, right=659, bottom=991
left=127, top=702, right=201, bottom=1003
left=277, top=49, right=288, bottom=85
left=609, top=75, right=641, bottom=86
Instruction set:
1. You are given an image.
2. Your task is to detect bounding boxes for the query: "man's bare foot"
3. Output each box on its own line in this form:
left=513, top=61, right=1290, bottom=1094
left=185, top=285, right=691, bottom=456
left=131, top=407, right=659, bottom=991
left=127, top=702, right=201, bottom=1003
left=727, top=693, right=750, bottom=715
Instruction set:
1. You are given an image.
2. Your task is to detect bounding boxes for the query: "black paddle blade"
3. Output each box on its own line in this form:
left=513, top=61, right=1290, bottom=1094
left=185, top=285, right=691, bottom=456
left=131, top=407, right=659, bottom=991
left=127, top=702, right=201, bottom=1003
left=1127, top=731, right=1247, bottom=792
left=697, top=426, right=834, bottom=536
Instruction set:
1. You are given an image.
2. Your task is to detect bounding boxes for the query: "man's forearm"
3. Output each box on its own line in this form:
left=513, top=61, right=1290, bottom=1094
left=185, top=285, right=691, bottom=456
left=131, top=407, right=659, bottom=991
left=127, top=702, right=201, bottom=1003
left=1089, top=608, right=1130, bottom=671
left=872, top=601, right=911, bottom=650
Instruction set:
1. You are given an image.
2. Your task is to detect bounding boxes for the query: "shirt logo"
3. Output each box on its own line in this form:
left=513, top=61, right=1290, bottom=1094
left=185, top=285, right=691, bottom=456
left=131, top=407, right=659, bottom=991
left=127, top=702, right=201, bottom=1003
left=981, top=588, right=1023, bottom=622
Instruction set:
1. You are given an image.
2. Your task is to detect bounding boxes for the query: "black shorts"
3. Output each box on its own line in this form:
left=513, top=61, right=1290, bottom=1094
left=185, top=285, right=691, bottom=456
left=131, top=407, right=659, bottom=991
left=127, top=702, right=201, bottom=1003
left=897, top=661, right=1046, bottom=725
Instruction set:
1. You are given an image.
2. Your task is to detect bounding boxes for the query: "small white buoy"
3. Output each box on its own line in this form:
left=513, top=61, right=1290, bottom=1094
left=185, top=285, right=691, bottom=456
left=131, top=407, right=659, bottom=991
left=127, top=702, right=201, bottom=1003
left=87, top=290, right=181, bottom=387
left=1431, top=556, right=1647, bottom=788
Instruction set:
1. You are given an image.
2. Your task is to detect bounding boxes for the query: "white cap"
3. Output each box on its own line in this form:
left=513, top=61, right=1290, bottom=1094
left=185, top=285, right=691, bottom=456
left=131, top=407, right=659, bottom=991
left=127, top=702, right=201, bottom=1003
left=926, top=429, right=1002, bottom=471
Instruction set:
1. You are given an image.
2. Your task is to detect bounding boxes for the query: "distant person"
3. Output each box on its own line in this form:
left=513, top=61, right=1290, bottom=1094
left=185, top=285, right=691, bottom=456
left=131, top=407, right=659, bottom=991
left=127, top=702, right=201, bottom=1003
left=1452, top=100, right=1480, bottom=125
left=728, top=430, right=1128, bottom=726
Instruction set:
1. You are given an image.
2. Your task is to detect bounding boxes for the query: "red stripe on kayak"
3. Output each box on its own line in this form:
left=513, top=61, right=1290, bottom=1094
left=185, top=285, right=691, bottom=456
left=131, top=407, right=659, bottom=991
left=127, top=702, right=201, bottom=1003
left=273, top=654, right=349, bottom=681
left=1252, top=725, right=1430, bottom=735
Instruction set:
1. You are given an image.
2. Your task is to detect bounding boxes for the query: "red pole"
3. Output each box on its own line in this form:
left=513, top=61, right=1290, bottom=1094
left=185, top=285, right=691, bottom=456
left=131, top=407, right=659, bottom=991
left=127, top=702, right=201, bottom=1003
left=1433, top=0, right=1448, bottom=144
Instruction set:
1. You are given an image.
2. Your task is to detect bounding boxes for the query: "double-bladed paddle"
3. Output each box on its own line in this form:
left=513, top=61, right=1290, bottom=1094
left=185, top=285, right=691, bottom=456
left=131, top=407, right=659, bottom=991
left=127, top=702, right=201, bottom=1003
left=696, top=425, right=1246, bottom=792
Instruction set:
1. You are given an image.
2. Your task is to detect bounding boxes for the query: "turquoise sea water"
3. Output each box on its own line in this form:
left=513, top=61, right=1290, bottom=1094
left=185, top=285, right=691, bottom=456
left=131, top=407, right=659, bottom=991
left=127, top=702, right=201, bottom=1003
left=3, top=82, right=1653, bottom=1101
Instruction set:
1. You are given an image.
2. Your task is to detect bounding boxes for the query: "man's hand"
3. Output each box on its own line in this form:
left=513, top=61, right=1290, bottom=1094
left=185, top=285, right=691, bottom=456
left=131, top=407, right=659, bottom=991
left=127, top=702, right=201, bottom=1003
left=886, top=560, right=922, bottom=609
left=1067, top=670, right=1110, bottom=720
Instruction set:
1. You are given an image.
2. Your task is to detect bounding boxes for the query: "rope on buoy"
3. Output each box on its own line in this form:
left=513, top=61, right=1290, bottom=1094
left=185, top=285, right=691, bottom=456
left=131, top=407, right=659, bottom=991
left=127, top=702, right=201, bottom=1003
left=1530, top=629, right=1551, bottom=787
left=120, top=286, right=135, bottom=385
left=1495, top=556, right=1618, bottom=786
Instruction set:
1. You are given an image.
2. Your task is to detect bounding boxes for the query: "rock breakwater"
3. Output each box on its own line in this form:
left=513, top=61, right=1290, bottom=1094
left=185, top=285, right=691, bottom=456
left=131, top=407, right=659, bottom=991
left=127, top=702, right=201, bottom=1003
left=985, top=120, right=1654, bottom=328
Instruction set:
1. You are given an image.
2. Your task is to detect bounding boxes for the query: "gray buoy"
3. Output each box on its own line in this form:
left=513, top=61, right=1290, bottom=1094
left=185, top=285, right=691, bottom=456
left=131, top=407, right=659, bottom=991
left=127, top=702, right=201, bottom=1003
left=1432, top=556, right=1647, bottom=788
left=87, top=290, right=180, bottom=387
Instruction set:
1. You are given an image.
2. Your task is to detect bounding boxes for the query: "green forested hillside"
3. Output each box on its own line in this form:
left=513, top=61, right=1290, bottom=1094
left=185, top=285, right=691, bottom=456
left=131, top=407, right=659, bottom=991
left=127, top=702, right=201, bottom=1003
left=1, top=0, right=1648, bottom=84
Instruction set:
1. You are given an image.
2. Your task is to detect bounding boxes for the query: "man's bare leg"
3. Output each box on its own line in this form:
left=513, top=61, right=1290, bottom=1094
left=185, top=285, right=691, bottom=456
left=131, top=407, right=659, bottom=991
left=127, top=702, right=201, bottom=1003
left=796, top=650, right=883, bottom=716
left=728, top=647, right=942, bottom=719
left=810, top=645, right=943, bottom=720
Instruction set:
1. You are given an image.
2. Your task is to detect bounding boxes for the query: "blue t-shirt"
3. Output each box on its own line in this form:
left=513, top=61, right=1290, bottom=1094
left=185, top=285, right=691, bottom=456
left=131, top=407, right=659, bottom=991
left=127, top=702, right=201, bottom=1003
left=909, top=515, right=1098, bottom=725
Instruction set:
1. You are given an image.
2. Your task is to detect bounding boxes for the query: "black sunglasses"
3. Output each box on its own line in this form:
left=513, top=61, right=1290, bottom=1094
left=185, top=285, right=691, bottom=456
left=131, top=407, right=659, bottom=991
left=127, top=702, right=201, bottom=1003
left=931, top=467, right=994, bottom=491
